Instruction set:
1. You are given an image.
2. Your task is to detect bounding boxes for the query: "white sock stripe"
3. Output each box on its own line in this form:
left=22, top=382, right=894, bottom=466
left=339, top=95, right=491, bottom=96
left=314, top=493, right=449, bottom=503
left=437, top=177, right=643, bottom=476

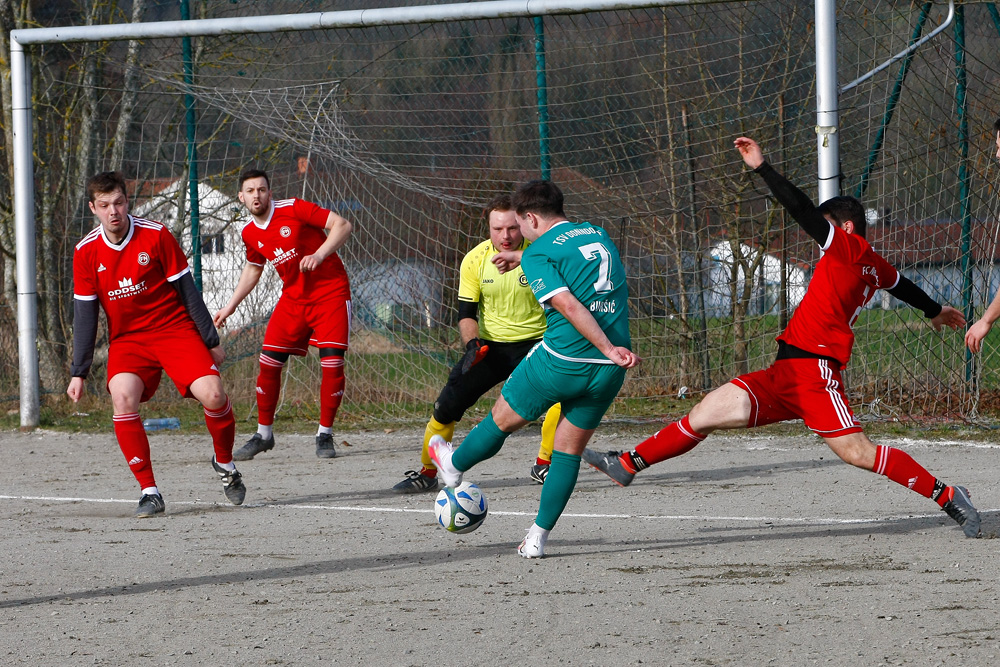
left=874, top=445, right=889, bottom=476
left=259, top=355, right=286, bottom=368
left=321, top=358, right=345, bottom=367
left=113, top=413, right=141, bottom=422
left=676, top=421, right=705, bottom=442
left=205, top=398, right=233, bottom=418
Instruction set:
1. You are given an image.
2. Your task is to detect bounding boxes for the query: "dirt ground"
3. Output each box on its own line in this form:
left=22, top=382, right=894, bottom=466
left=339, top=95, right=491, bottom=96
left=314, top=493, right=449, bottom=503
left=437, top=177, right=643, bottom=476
left=1, top=425, right=997, bottom=666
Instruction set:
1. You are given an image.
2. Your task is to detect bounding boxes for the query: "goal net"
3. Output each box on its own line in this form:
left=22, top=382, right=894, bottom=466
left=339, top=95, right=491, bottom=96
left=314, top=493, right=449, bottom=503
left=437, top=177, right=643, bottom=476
left=6, top=0, right=1000, bottom=425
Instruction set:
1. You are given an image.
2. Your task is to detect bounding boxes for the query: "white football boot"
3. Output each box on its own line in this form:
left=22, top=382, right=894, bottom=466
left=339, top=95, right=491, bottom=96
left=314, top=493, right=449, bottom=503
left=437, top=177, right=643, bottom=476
left=517, top=523, right=550, bottom=559
left=428, top=435, right=463, bottom=488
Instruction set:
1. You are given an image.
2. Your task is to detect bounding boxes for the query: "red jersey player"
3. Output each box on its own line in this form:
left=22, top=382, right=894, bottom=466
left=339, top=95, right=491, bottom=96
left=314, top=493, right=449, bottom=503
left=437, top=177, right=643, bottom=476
left=213, top=169, right=353, bottom=460
left=67, top=171, right=246, bottom=518
left=582, top=137, right=982, bottom=538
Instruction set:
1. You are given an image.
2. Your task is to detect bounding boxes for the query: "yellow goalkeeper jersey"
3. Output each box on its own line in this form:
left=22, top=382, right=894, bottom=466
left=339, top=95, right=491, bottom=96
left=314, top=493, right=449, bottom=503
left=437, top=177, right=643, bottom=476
left=458, top=238, right=547, bottom=343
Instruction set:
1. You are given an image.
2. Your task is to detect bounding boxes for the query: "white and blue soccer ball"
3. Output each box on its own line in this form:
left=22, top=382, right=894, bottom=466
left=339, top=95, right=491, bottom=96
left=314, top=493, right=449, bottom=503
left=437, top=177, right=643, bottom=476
left=434, top=481, right=488, bottom=533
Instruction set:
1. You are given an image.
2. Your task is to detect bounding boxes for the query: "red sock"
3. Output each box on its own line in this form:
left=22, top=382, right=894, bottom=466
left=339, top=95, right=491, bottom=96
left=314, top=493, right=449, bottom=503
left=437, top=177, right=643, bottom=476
left=419, top=467, right=437, bottom=478
left=874, top=445, right=945, bottom=502
left=320, top=356, right=345, bottom=429
left=256, top=353, right=285, bottom=426
left=631, top=415, right=706, bottom=469
left=204, top=396, right=236, bottom=464
left=535, top=457, right=550, bottom=466
left=114, top=412, right=155, bottom=489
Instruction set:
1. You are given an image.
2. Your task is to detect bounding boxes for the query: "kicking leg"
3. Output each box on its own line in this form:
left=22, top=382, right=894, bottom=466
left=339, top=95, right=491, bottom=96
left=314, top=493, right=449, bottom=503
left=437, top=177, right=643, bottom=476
left=825, top=431, right=981, bottom=538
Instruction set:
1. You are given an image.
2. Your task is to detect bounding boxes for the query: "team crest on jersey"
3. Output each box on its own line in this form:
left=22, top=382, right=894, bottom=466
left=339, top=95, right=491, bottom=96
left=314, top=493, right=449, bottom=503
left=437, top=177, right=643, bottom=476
left=97, top=263, right=106, bottom=272
left=519, top=274, right=528, bottom=287
left=137, top=252, right=150, bottom=266
left=280, top=226, right=291, bottom=237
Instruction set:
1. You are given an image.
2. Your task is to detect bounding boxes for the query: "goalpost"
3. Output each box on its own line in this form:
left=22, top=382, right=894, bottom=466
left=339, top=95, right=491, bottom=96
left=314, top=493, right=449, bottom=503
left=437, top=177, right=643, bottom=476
left=9, top=0, right=1000, bottom=430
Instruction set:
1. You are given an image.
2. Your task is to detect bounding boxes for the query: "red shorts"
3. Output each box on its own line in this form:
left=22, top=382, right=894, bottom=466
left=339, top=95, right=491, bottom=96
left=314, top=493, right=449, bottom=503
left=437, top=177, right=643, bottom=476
left=263, top=295, right=351, bottom=356
left=107, top=326, right=220, bottom=402
left=731, top=358, right=862, bottom=437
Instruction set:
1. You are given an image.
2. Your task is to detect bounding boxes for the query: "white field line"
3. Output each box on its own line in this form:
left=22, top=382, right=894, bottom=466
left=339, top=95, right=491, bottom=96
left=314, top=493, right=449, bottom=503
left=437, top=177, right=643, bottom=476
left=1, top=494, right=993, bottom=527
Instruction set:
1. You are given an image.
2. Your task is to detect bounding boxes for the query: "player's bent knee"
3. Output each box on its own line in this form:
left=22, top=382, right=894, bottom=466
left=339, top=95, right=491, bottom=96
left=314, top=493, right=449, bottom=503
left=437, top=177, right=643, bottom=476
left=190, top=376, right=226, bottom=410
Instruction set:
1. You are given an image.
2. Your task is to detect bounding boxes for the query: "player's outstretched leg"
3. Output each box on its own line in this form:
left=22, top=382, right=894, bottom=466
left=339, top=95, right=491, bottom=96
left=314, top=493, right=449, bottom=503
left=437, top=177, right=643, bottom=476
left=864, top=443, right=981, bottom=538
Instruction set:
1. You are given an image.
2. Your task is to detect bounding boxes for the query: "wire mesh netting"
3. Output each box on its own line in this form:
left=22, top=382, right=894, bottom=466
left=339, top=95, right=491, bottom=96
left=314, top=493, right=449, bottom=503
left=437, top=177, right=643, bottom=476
left=3, top=0, right=1000, bottom=424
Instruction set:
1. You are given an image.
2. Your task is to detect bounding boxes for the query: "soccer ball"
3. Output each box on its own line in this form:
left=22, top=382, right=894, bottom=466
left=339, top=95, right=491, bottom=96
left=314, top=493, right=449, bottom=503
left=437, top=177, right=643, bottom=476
left=434, top=482, right=488, bottom=534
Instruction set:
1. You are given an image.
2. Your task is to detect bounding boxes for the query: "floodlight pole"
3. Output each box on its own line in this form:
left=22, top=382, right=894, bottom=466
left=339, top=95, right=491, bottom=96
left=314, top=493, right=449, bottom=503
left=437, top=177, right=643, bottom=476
left=814, top=0, right=841, bottom=202
left=10, top=36, right=40, bottom=429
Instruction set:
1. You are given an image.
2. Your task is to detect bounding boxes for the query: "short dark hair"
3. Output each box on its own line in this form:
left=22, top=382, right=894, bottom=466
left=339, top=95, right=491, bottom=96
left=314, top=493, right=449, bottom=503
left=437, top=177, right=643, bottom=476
left=239, top=168, right=270, bottom=189
left=86, top=171, right=128, bottom=203
left=512, top=180, right=566, bottom=217
left=486, top=193, right=512, bottom=214
left=993, top=117, right=1000, bottom=134
left=818, top=195, right=867, bottom=238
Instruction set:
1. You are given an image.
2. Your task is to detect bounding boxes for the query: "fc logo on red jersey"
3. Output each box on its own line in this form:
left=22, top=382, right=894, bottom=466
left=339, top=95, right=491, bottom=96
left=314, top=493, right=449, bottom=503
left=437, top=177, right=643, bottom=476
left=137, top=252, right=150, bottom=266
left=280, top=226, right=291, bottom=238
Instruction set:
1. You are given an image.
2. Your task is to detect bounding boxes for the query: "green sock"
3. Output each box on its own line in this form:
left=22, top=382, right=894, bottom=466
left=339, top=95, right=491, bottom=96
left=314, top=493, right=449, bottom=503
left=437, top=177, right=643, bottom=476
left=535, top=450, right=581, bottom=530
left=452, top=413, right=508, bottom=472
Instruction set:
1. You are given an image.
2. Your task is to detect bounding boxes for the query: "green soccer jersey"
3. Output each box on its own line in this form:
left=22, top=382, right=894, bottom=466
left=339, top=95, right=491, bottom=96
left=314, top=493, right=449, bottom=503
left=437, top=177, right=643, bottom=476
left=520, top=220, right=631, bottom=365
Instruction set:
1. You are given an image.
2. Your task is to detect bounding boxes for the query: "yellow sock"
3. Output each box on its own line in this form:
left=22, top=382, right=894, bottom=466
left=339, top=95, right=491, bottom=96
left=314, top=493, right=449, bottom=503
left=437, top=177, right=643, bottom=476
left=537, top=403, right=560, bottom=464
left=421, top=417, right=456, bottom=470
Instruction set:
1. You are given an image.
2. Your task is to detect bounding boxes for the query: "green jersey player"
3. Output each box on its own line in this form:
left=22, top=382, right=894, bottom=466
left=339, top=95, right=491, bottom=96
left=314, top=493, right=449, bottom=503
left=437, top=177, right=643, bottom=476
left=429, top=180, right=640, bottom=559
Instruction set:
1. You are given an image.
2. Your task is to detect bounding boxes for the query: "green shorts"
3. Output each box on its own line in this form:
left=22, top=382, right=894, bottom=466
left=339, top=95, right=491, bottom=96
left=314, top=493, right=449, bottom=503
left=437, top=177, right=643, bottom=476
left=501, top=344, right=626, bottom=430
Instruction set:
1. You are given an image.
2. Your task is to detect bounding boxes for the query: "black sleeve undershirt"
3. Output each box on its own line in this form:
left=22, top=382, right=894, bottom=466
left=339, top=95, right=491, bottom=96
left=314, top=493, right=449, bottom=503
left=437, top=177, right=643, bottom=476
left=886, top=274, right=943, bottom=319
left=457, top=300, right=479, bottom=322
left=754, top=161, right=832, bottom=246
left=70, top=299, right=100, bottom=378
left=173, top=272, right=221, bottom=349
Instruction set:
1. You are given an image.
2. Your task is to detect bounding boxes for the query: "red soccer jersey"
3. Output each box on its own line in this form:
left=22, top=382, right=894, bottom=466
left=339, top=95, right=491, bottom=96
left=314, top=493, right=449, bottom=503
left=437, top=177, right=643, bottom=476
left=241, top=198, right=350, bottom=303
left=73, top=216, right=197, bottom=341
left=778, top=223, right=899, bottom=366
